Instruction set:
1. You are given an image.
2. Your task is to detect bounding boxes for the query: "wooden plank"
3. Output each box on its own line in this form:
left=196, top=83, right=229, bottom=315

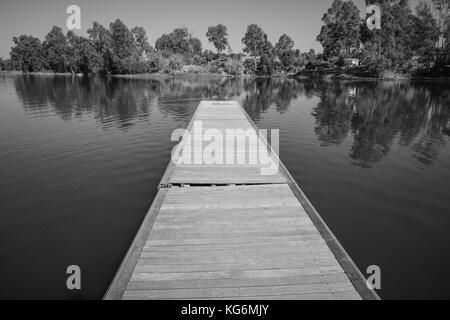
left=167, top=100, right=285, bottom=185
left=136, top=256, right=340, bottom=267
left=126, top=273, right=351, bottom=290
left=142, top=239, right=328, bottom=251
left=121, top=184, right=361, bottom=299
left=236, top=101, right=380, bottom=301
left=105, top=101, right=379, bottom=301
left=122, top=282, right=359, bottom=300
left=134, top=258, right=340, bottom=272
left=145, top=233, right=324, bottom=246
left=130, top=265, right=343, bottom=282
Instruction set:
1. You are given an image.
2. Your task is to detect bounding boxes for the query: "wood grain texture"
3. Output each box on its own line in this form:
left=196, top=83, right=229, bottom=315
left=106, top=101, right=378, bottom=301
left=123, top=185, right=361, bottom=300
left=169, top=100, right=287, bottom=185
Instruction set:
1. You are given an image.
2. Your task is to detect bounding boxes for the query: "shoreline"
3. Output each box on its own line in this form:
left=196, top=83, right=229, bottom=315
left=2, top=70, right=450, bottom=81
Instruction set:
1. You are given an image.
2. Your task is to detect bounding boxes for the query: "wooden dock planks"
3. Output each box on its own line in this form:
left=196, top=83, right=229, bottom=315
left=169, top=101, right=287, bottom=185
left=104, top=101, right=379, bottom=300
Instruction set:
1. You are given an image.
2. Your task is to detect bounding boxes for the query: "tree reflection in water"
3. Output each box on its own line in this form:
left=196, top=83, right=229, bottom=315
left=307, top=80, right=450, bottom=168
left=13, top=75, right=450, bottom=168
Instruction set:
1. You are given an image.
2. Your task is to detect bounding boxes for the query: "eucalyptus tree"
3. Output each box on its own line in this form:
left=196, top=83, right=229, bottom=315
left=242, top=24, right=274, bottom=73
left=87, top=22, right=113, bottom=74
left=67, top=31, right=102, bottom=74
left=206, top=24, right=229, bottom=54
left=362, top=0, right=414, bottom=73
left=411, top=2, right=440, bottom=70
left=275, top=34, right=295, bottom=72
left=431, top=0, right=450, bottom=65
left=132, top=26, right=152, bottom=58
left=43, top=26, right=70, bottom=72
left=10, top=35, right=46, bottom=72
left=316, top=0, right=361, bottom=59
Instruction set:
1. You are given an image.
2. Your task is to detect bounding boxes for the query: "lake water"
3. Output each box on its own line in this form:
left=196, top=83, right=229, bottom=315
left=0, top=74, right=449, bottom=299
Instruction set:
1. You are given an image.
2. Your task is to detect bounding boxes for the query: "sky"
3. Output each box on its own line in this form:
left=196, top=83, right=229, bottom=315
left=0, top=0, right=423, bottom=59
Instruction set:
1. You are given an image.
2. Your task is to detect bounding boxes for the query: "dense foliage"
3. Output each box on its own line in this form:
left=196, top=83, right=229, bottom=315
left=10, top=35, right=47, bottom=72
left=1, top=0, right=449, bottom=77
left=318, top=0, right=450, bottom=76
left=206, top=24, right=229, bottom=53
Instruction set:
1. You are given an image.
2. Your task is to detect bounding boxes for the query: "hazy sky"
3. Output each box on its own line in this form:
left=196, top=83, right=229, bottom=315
left=0, top=0, right=423, bottom=58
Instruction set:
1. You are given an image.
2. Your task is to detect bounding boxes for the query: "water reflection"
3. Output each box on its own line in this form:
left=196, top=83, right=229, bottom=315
left=307, top=80, right=450, bottom=168
left=13, top=75, right=450, bottom=168
left=4, top=74, right=450, bottom=299
left=242, top=78, right=304, bottom=119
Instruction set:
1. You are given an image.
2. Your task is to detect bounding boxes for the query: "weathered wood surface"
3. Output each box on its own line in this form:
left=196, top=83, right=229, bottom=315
left=169, top=101, right=287, bottom=185
left=122, top=185, right=360, bottom=300
left=104, top=101, right=379, bottom=300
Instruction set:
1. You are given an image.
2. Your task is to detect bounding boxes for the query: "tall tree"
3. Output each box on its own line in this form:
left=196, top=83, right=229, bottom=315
left=155, top=27, right=202, bottom=55
left=109, top=19, right=136, bottom=60
left=87, top=22, right=112, bottom=52
left=173, top=27, right=191, bottom=54
left=10, top=35, right=46, bottom=72
left=275, top=34, right=295, bottom=72
left=411, top=1, right=440, bottom=70
left=206, top=24, right=229, bottom=53
left=155, top=33, right=175, bottom=53
left=431, top=0, right=450, bottom=65
left=362, top=0, right=414, bottom=73
left=189, top=37, right=202, bottom=55
left=132, top=26, right=152, bottom=58
left=445, top=17, right=450, bottom=62
left=109, top=19, right=137, bottom=73
left=242, top=24, right=267, bottom=58
left=242, top=24, right=274, bottom=71
left=317, top=0, right=361, bottom=59
left=87, top=22, right=113, bottom=73
left=67, top=31, right=102, bottom=74
left=275, top=34, right=295, bottom=55
left=43, top=26, right=70, bottom=72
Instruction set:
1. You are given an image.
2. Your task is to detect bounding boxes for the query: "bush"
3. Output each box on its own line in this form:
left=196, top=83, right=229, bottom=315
left=205, top=59, right=224, bottom=74
left=224, top=57, right=243, bottom=76
left=256, top=55, right=274, bottom=76
left=182, top=64, right=207, bottom=74
left=183, top=55, right=193, bottom=65
left=0, top=58, right=18, bottom=71
left=243, top=58, right=257, bottom=74
left=202, top=50, right=218, bottom=62
left=146, top=55, right=159, bottom=73
left=159, top=54, right=184, bottom=74
left=108, top=54, right=160, bottom=74
left=207, top=63, right=220, bottom=74
left=192, top=55, right=204, bottom=66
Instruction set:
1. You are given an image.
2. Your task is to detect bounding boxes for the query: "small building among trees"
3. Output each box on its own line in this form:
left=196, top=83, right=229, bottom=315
left=344, top=58, right=359, bottom=67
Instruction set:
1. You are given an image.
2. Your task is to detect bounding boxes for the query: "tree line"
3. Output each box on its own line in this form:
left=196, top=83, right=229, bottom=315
left=316, top=0, right=450, bottom=77
left=13, top=75, right=450, bottom=166
left=1, top=0, right=449, bottom=77
left=0, top=18, right=313, bottom=76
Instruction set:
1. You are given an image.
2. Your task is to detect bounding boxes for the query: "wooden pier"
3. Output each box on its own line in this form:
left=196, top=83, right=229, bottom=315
left=105, top=101, right=379, bottom=300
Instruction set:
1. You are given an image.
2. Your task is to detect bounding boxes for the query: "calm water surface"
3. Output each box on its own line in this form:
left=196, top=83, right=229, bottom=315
left=0, top=74, right=449, bottom=299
